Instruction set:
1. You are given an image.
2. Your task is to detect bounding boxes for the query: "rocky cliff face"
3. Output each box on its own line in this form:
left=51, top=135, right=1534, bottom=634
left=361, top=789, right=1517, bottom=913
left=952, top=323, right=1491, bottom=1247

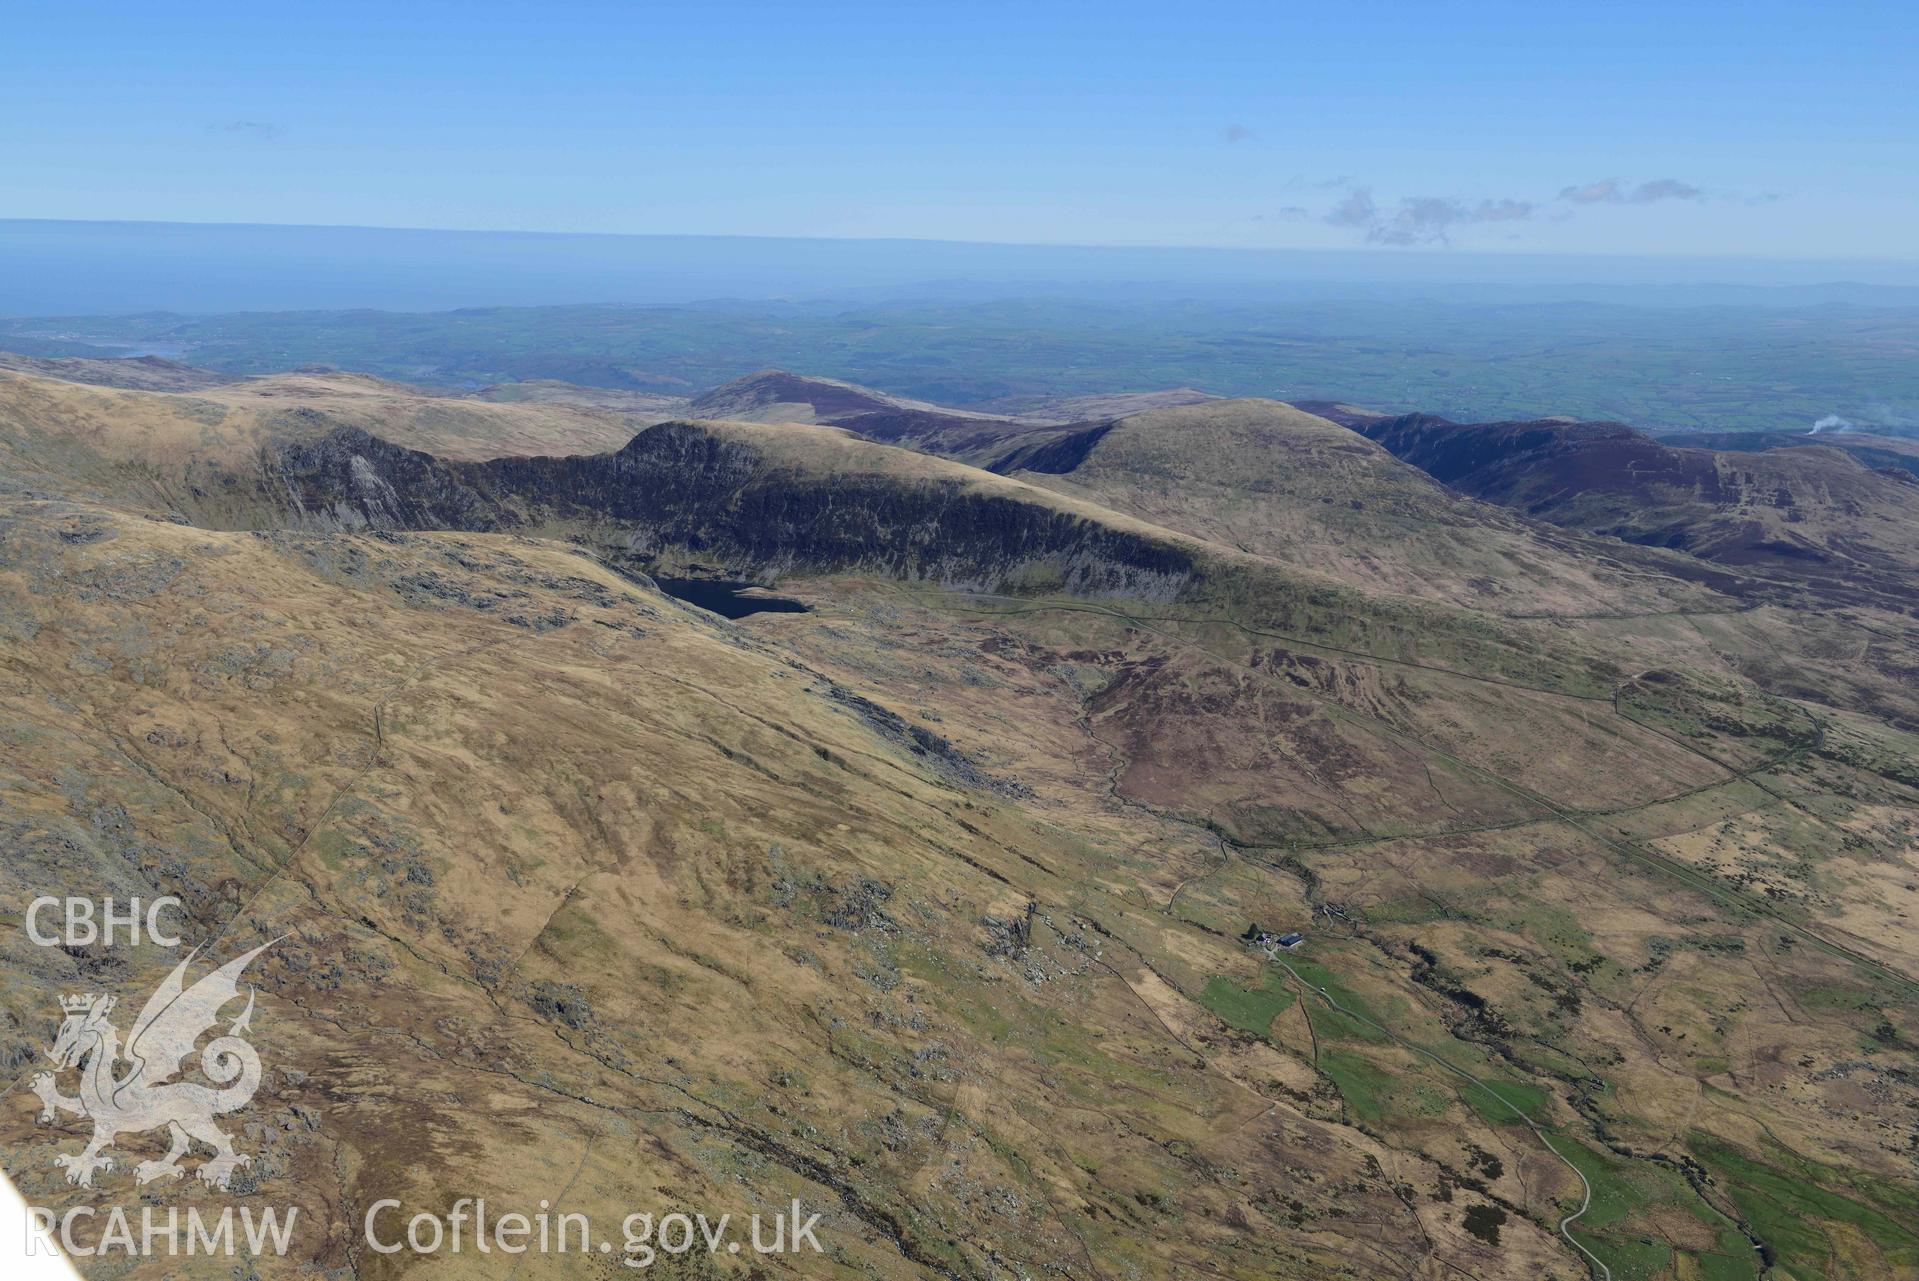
left=264, top=426, right=503, bottom=531
left=252, top=421, right=1198, bottom=597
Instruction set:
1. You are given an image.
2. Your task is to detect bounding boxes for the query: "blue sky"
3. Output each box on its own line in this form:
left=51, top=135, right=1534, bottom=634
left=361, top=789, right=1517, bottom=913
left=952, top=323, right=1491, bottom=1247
left=4, top=0, right=1914, bottom=259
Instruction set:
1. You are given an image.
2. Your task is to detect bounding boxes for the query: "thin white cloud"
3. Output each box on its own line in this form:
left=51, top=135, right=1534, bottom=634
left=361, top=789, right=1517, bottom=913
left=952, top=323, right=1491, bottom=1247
left=1559, top=177, right=1704, bottom=204
left=1320, top=186, right=1536, bottom=245
left=1301, top=173, right=1742, bottom=246
left=1324, top=187, right=1378, bottom=228
left=210, top=120, right=285, bottom=142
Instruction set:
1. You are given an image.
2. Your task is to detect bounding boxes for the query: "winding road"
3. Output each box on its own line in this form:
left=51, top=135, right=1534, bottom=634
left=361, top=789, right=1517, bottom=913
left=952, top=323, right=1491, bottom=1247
left=1260, top=945, right=1612, bottom=1281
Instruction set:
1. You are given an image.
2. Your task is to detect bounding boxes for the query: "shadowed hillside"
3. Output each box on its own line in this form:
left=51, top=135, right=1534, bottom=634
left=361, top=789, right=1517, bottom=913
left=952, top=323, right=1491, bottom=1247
left=1659, top=428, right=1919, bottom=479
left=1357, top=412, right=1919, bottom=610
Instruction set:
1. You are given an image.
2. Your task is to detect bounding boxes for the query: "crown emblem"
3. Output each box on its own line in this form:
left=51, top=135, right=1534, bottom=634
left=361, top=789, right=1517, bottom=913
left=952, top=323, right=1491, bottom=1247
left=33, top=943, right=274, bottom=1193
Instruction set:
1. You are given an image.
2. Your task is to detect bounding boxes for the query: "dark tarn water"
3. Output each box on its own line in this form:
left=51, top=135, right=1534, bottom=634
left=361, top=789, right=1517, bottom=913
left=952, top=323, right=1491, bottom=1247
left=654, top=577, right=809, bottom=619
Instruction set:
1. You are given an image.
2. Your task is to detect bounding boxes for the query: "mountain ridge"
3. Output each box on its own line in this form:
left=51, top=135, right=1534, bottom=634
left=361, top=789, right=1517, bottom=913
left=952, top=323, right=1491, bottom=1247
left=1355, top=411, right=1919, bottom=609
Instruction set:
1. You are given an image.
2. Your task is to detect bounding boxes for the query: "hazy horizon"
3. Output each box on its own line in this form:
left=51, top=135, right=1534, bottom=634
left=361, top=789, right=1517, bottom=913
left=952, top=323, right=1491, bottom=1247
left=7, top=217, right=1919, bottom=318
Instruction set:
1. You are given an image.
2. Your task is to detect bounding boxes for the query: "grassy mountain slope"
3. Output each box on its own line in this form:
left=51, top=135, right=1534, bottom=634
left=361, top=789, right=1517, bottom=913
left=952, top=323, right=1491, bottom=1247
left=1, top=369, right=1915, bottom=1280
left=1002, top=398, right=1734, bottom=616
left=0, top=351, right=236, bottom=391
left=688, top=369, right=1075, bottom=460
left=1359, top=413, right=1919, bottom=611
left=471, top=377, right=692, bottom=421
left=1659, top=429, right=1919, bottom=480
left=0, top=367, right=646, bottom=484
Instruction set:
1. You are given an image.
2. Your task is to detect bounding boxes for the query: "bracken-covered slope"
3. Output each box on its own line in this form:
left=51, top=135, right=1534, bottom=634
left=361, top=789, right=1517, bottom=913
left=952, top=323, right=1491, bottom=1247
left=2, top=368, right=1917, bottom=1281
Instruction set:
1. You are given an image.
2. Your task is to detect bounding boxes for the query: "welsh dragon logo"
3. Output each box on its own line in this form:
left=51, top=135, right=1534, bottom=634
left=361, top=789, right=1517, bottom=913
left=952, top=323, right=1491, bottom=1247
left=30, top=940, right=276, bottom=1190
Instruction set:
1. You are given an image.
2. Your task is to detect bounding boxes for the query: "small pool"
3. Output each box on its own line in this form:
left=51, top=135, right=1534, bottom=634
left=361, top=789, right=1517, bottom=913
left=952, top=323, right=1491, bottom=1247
left=654, top=577, right=809, bottom=619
